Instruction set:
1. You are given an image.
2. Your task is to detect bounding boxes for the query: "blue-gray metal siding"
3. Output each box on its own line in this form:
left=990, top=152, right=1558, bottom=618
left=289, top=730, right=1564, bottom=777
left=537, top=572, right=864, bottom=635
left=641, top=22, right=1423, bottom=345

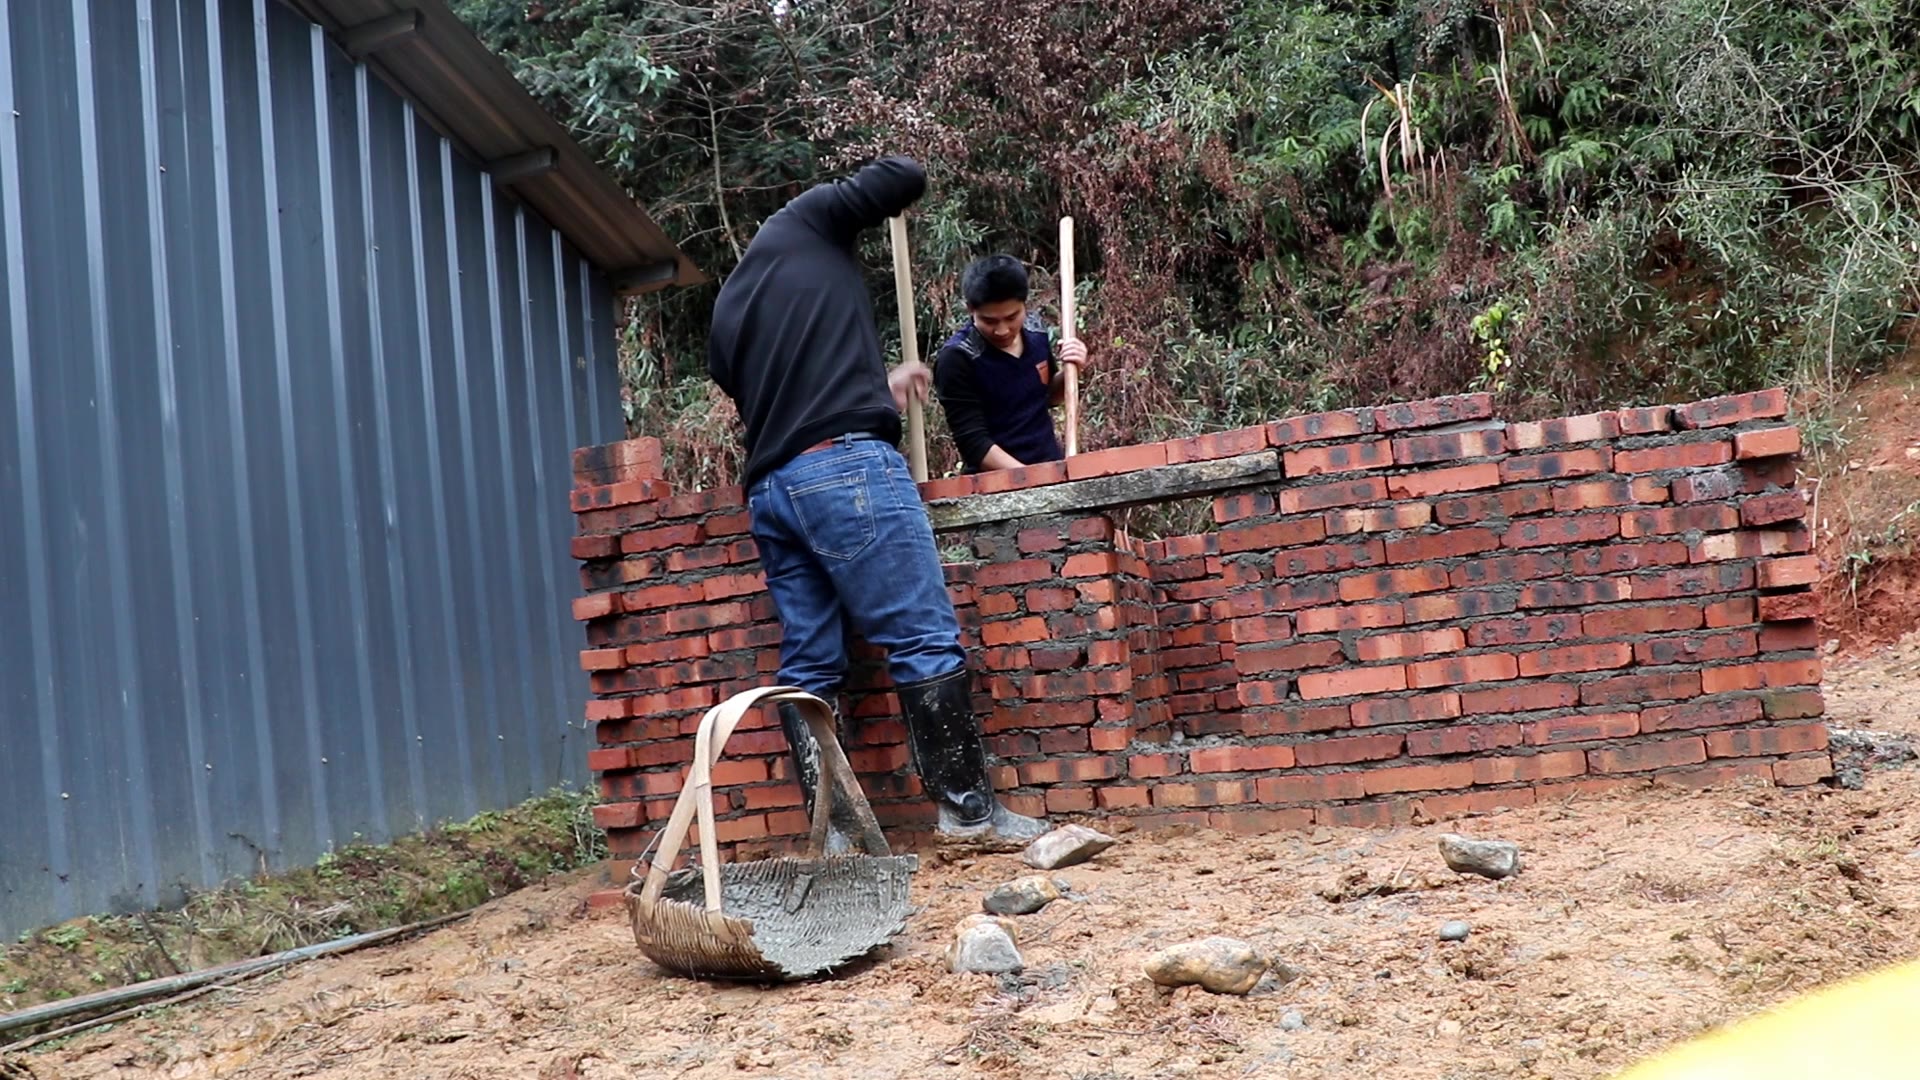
left=0, top=0, right=624, bottom=938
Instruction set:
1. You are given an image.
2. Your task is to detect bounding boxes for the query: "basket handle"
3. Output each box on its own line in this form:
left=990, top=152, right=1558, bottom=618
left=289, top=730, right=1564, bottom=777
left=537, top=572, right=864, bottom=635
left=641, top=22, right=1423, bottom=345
left=637, top=687, right=890, bottom=915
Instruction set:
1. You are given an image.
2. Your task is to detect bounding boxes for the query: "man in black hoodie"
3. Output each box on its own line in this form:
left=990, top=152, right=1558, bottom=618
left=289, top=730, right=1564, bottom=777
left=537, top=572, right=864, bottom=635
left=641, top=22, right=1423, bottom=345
left=708, top=156, right=1046, bottom=849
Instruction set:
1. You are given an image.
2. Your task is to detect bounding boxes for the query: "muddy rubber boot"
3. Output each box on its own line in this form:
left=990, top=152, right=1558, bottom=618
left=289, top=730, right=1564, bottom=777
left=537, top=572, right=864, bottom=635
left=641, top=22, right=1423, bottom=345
left=897, top=666, right=1047, bottom=846
left=777, top=700, right=861, bottom=856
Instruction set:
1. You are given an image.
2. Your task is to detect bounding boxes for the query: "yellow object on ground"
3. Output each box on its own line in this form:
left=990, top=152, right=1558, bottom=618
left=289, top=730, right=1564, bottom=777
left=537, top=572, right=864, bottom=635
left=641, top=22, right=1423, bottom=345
left=1613, top=958, right=1920, bottom=1079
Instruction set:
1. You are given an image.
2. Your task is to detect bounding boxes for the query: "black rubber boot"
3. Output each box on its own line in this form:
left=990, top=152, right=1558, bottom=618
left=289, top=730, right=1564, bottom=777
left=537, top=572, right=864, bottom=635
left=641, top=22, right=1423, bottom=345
left=777, top=700, right=861, bottom=855
left=897, top=666, right=1047, bottom=844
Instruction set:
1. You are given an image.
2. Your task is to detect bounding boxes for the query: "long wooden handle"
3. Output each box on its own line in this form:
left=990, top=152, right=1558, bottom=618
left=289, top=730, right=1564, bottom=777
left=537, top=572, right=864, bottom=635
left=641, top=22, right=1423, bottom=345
left=888, top=216, right=929, bottom=483
left=1059, top=216, right=1079, bottom=458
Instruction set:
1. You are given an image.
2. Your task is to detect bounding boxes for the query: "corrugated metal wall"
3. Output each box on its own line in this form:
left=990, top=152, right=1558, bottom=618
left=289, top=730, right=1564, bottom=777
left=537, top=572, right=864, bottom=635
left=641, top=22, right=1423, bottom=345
left=0, top=0, right=624, bottom=939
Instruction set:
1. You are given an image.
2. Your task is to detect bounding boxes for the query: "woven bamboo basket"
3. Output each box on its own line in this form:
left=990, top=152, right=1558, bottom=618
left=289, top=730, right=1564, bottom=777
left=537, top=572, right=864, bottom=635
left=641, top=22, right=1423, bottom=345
left=624, top=687, right=918, bottom=981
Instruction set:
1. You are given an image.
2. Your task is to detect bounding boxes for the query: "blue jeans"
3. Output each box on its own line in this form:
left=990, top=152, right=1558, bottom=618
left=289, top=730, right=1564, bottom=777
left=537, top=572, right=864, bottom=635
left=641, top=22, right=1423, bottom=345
left=748, top=435, right=967, bottom=696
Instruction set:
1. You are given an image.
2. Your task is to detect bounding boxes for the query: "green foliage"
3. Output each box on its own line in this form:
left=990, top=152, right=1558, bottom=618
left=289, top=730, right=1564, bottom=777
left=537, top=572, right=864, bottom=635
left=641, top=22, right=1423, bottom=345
left=456, top=0, right=1920, bottom=479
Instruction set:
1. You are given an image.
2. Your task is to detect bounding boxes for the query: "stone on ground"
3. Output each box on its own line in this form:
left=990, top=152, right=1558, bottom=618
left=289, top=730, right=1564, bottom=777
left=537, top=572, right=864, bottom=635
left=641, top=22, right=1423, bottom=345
left=948, top=914, right=1023, bottom=974
left=1438, top=834, right=1522, bottom=880
left=1143, top=936, right=1269, bottom=995
left=982, top=874, right=1063, bottom=916
left=1022, top=824, right=1117, bottom=870
left=1439, top=920, right=1472, bottom=942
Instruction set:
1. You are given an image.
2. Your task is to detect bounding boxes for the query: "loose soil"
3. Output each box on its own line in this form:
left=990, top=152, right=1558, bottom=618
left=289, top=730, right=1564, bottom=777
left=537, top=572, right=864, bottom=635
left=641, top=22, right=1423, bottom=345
left=9, top=645, right=1919, bottom=1080
left=1808, top=349, right=1920, bottom=651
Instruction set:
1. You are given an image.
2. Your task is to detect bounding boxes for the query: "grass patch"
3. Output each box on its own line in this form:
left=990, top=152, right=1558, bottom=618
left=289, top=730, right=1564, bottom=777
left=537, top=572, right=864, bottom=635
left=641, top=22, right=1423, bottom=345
left=0, top=786, right=606, bottom=1014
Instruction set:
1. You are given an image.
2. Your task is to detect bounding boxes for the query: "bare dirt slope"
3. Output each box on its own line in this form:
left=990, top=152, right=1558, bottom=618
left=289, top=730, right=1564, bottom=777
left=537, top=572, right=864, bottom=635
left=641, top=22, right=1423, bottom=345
left=15, top=648, right=1920, bottom=1080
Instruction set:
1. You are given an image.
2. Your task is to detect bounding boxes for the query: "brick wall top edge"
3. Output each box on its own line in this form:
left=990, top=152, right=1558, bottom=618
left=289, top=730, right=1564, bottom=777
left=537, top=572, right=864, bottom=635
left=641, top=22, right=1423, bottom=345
left=567, top=389, right=1793, bottom=509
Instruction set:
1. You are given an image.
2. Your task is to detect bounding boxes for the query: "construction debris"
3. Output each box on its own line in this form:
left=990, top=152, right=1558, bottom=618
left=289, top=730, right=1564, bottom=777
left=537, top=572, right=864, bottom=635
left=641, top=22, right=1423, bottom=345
left=1021, top=825, right=1116, bottom=870
left=1438, top=834, right=1522, bottom=880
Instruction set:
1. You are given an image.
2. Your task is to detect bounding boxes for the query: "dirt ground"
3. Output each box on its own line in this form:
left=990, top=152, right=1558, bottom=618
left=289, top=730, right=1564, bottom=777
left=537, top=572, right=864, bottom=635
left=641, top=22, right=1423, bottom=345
left=6, top=641, right=1916, bottom=1080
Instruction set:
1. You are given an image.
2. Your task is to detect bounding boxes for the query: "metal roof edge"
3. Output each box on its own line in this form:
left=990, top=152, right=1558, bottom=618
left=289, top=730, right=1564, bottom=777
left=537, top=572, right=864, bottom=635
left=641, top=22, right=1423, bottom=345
left=281, top=0, right=703, bottom=294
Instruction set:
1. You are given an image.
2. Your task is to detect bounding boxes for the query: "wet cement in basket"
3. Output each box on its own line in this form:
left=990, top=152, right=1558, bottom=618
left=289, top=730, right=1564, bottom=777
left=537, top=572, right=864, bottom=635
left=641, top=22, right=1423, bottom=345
left=658, top=855, right=920, bottom=979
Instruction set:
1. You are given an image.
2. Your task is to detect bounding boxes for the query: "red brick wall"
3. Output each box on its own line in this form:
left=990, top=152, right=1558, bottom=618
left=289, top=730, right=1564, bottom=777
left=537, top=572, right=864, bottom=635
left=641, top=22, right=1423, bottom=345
left=569, top=389, right=1829, bottom=862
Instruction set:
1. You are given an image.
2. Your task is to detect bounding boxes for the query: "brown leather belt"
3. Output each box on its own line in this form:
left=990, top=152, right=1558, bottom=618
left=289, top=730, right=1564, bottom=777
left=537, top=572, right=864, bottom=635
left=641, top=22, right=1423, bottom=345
left=797, top=433, right=877, bottom=456
left=798, top=438, right=839, bottom=455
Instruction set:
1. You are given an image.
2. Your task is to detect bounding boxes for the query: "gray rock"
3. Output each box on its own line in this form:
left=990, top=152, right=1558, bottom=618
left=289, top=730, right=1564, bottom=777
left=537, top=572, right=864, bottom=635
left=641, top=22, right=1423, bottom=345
left=1022, top=824, right=1116, bottom=870
left=1279, top=1011, right=1307, bottom=1032
left=1438, top=833, right=1522, bottom=879
left=948, top=914, right=1023, bottom=975
left=982, top=874, right=1063, bottom=916
left=1439, top=920, right=1472, bottom=942
left=1143, top=937, right=1268, bottom=995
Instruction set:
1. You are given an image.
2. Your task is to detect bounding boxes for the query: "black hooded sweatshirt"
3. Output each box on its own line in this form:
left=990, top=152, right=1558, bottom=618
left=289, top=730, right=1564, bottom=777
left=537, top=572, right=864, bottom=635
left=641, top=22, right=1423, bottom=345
left=707, top=157, right=928, bottom=487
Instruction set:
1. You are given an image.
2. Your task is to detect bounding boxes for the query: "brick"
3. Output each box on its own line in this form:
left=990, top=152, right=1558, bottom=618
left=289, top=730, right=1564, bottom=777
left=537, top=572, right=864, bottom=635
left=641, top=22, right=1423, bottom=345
left=1222, top=579, right=1340, bottom=615
left=620, top=523, right=703, bottom=554
left=1471, top=750, right=1587, bottom=785
left=1296, top=602, right=1404, bottom=634
left=982, top=617, right=1050, bottom=646
left=1552, top=480, right=1642, bottom=513
left=573, top=593, right=619, bottom=621
left=976, top=558, right=1054, bottom=588
left=1213, top=492, right=1276, bottom=524
left=1634, top=631, right=1758, bottom=666
left=591, top=802, right=646, bottom=830
left=1405, top=591, right=1520, bottom=623
left=1632, top=564, right=1755, bottom=601
left=1257, top=772, right=1367, bottom=804
left=1392, top=429, right=1506, bottom=465
left=1298, top=665, right=1409, bottom=700
left=1620, top=505, right=1739, bottom=538
left=1524, top=712, right=1640, bottom=745
left=1360, top=761, right=1476, bottom=795
left=1462, top=682, right=1579, bottom=715
left=622, top=581, right=705, bottom=612
left=1235, top=640, right=1344, bottom=674
left=1774, top=755, right=1834, bottom=786
left=1758, top=556, right=1820, bottom=589
left=1043, top=787, right=1098, bottom=814
left=1230, top=614, right=1295, bottom=643
left=1448, top=553, right=1567, bottom=591
left=1152, top=779, right=1256, bottom=807
left=1279, top=477, right=1389, bottom=514
left=1326, top=503, right=1433, bottom=534
left=1209, top=808, right=1318, bottom=834
left=1615, top=442, right=1734, bottom=473
left=1407, top=724, right=1523, bottom=756
left=1590, top=737, right=1707, bottom=773
left=1416, top=787, right=1538, bottom=818
left=1283, top=439, right=1394, bottom=478
left=1243, top=705, right=1353, bottom=735
left=1089, top=726, right=1135, bottom=751
left=1356, top=628, right=1466, bottom=662
left=1292, top=733, right=1405, bottom=767
left=1097, top=785, right=1153, bottom=809
left=1706, top=724, right=1827, bottom=758
left=1315, top=801, right=1412, bottom=828
left=1640, top=697, right=1764, bottom=732
left=570, top=478, right=672, bottom=513
left=1581, top=672, right=1702, bottom=706
left=1218, top=518, right=1328, bottom=554
left=1269, top=409, right=1370, bottom=445
left=1407, top=653, right=1518, bottom=688
left=1188, top=744, right=1298, bottom=773
left=1350, top=692, right=1461, bottom=726
left=1127, top=752, right=1182, bottom=779
left=585, top=697, right=633, bottom=723
left=1501, top=448, right=1610, bottom=483
left=1669, top=470, right=1742, bottom=504
left=1067, top=443, right=1171, bottom=480
left=571, top=535, right=620, bottom=560
left=1166, top=426, right=1269, bottom=463
left=1338, top=565, right=1451, bottom=602
left=1519, top=579, right=1628, bottom=609
left=1018, top=757, right=1124, bottom=785
left=1387, top=463, right=1503, bottom=500
left=1233, top=681, right=1291, bottom=708
left=1569, top=542, right=1691, bottom=575
left=1581, top=604, right=1703, bottom=638
left=1705, top=597, right=1758, bottom=628
left=1466, top=613, right=1580, bottom=647
left=1734, top=426, right=1801, bottom=460
left=1384, top=528, right=1501, bottom=564
left=1503, top=515, right=1618, bottom=548
left=1761, top=689, right=1824, bottom=720
left=1508, top=412, right=1619, bottom=448
left=1373, top=394, right=1494, bottom=431
left=1273, top=541, right=1387, bottom=577
left=1518, top=643, right=1633, bottom=676
left=974, top=460, right=1068, bottom=495
left=626, top=637, right=710, bottom=665
left=579, top=648, right=626, bottom=671
left=1702, top=658, right=1823, bottom=693
left=702, top=572, right=766, bottom=601
left=1674, top=388, right=1788, bottom=429
left=919, top=475, right=977, bottom=500
left=1024, top=587, right=1080, bottom=613
left=1741, top=492, right=1807, bottom=527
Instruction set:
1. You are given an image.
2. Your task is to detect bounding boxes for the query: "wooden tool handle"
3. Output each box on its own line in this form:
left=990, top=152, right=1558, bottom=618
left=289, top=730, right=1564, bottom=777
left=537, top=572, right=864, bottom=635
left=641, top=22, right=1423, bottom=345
left=888, top=216, right=929, bottom=483
left=1060, top=216, right=1079, bottom=458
